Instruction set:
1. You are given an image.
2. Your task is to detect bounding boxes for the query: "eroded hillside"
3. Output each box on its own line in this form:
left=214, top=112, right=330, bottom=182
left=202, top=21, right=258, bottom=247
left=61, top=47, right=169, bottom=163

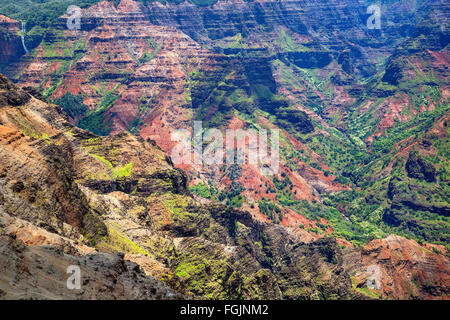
left=0, top=73, right=448, bottom=299
left=0, top=0, right=449, bottom=300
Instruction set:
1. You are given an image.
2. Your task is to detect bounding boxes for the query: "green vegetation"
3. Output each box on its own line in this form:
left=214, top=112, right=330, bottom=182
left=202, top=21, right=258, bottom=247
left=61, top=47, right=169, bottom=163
left=54, top=92, right=88, bottom=119
left=2, top=0, right=447, bottom=253
left=190, top=182, right=212, bottom=199
left=98, top=221, right=153, bottom=256
left=138, top=39, right=160, bottom=64
left=88, top=152, right=133, bottom=180
left=78, top=86, right=121, bottom=135
left=258, top=200, right=282, bottom=223
left=112, top=162, right=133, bottom=179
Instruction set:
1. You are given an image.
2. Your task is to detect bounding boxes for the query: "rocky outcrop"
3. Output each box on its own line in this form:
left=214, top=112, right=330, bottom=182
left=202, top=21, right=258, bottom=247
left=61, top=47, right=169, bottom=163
left=344, top=235, right=449, bottom=300
left=0, top=212, right=179, bottom=300
left=0, top=73, right=30, bottom=107
left=0, top=15, right=25, bottom=65
left=0, top=75, right=106, bottom=243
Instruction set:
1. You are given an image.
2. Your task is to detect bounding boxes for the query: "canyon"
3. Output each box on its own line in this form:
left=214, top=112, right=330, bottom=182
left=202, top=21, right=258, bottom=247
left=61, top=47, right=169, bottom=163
left=0, top=0, right=448, bottom=299
left=0, top=74, right=448, bottom=299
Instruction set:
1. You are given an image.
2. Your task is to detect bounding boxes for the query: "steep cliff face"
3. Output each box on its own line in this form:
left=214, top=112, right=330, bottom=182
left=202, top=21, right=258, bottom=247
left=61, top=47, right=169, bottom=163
left=0, top=15, right=25, bottom=65
left=0, top=74, right=107, bottom=243
left=143, top=0, right=434, bottom=118
left=146, top=0, right=381, bottom=75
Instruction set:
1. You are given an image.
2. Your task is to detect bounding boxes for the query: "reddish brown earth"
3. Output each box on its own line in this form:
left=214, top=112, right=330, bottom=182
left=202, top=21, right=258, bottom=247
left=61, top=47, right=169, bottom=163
left=0, top=1, right=355, bottom=238
left=366, top=93, right=414, bottom=144
left=0, top=15, right=24, bottom=64
left=0, top=0, right=448, bottom=299
left=365, top=48, right=450, bottom=144
left=7, top=0, right=446, bottom=248
left=345, top=235, right=450, bottom=300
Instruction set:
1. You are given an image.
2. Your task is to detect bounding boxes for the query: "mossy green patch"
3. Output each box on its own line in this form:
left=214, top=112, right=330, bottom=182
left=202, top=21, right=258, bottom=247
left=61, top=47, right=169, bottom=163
left=98, top=222, right=153, bottom=257
left=112, top=162, right=133, bottom=179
